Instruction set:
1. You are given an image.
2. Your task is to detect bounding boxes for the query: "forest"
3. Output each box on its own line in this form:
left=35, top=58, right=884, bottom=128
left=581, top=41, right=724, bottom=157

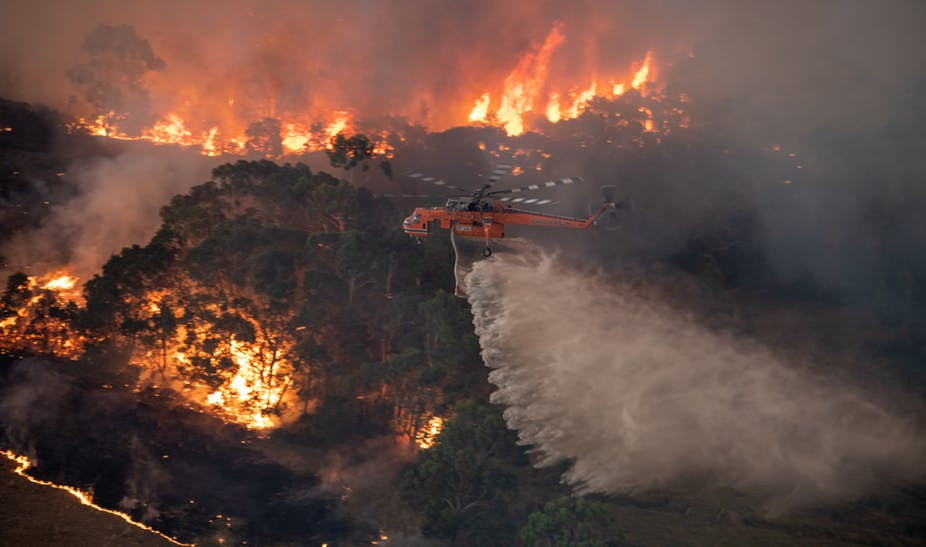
left=2, top=78, right=926, bottom=545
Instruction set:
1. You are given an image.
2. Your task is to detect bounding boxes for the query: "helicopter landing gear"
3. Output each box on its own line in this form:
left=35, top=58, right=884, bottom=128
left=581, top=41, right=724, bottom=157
left=482, top=247, right=492, bottom=257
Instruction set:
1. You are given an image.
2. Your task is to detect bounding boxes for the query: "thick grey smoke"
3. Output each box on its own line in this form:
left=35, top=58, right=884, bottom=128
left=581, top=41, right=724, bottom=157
left=1, top=148, right=211, bottom=281
left=67, top=24, right=165, bottom=130
left=466, top=250, right=926, bottom=514
left=0, top=359, right=75, bottom=452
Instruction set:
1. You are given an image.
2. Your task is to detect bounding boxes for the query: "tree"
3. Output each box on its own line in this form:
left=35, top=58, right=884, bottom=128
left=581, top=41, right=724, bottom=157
left=246, top=118, right=283, bottom=158
left=400, top=400, right=526, bottom=545
left=520, top=496, right=625, bottom=547
left=325, top=133, right=392, bottom=182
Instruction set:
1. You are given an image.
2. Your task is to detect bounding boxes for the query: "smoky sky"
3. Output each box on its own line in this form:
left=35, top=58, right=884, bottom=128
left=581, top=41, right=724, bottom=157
left=1, top=1, right=920, bottom=129
left=1, top=0, right=925, bottom=309
left=2, top=147, right=212, bottom=281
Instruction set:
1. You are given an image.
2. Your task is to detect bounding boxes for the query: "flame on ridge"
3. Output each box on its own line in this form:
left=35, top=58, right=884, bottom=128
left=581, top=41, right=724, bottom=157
left=65, top=21, right=664, bottom=155
left=1, top=449, right=190, bottom=546
left=467, top=22, right=658, bottom=136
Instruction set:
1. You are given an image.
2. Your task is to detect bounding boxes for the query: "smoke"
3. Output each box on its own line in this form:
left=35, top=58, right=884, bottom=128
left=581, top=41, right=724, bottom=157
left=1, top=148, right=211, bottom=281
left=67, top=24, right=165, bottom=130
left=0, top=359, right=75, bottom=452
left=466, top=250, right=926, bottom=514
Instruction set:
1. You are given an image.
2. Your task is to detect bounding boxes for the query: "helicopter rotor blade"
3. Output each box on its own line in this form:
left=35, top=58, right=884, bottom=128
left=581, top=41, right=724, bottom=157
left=497, top=197, right=559, bottom=206
left=487, top=176, right=584, bottom=196
left=379, top=193, right=443, bottom=200
left=406, top=172, right=471, bottom=193
left=487, top=163, right=514, bottom=184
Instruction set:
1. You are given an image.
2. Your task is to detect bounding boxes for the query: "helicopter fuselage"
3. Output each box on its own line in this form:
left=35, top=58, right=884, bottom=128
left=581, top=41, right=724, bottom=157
left=402, top=198, right=613, bottom=244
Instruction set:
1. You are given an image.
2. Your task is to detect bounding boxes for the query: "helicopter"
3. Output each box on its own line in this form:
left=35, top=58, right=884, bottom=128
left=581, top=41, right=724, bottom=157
left=400, top=165, right=621, bottom=257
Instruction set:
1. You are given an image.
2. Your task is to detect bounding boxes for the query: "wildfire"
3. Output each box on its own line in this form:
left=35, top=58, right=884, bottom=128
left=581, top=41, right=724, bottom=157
left=1, top=449, right=190, bottom=546
left=71, top=109, right=362, bottom=159
left=131, top=286, right=300, bottom=431
left=42, top=274, right=77, bottom=292
left=631, top=52, right=652, bottom=90
left=200, top=338, right=293, bottom=430
left=414, top=416, right=444, bottom=450
left=0, top=271, right=84, bottom=358
left=468, top=93, right=491, bottom=123
left=62, top=21, right=669, bottom=154
left=462, top=22, right=660, bottom=136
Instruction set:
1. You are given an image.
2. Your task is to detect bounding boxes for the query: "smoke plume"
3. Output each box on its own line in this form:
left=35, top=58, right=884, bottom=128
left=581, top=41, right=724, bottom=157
left=1, top=148, right=211, bottom=281
left=466, top=250, right=926, bottom=514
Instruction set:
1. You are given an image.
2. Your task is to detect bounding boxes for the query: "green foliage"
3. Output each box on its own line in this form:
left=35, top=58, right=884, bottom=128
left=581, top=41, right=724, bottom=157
left=520, top=496, right=625, bottom=547
left=400, top=400, right=526, bottom=545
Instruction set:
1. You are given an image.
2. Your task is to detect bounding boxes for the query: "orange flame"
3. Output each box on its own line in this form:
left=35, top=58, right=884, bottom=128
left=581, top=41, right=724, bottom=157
left=42, top=274, right=77, bottom=292
left=415, top=416, right=444, bottom=449
left=631, top=52, right=652, bottom=90
left=64, top=21, right=665, bottom=153
left=464, top=22, right=658, bottom=135
left=468, top=92, right=491, bottom=122
left=495, top=21, right=565, bottom=136
left=1, top=271, right=84, bottom=357
left=1, top=449, right=190, bottom=546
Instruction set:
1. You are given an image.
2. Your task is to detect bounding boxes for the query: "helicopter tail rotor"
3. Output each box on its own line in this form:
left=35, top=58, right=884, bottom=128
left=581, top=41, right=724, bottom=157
left=601, top=185, right=617, bottom=204
left=598, top=185, right=630, bottom=230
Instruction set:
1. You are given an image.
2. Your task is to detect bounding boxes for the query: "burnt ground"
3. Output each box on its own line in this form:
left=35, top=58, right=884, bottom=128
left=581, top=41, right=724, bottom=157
left=0, top=455, right=175, bottom=547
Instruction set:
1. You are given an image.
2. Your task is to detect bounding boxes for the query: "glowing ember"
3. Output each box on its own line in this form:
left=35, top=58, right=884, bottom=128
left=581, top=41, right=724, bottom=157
left=415, top=416, right=444, bottom=449
left=1, top=449, right=190, bottom=546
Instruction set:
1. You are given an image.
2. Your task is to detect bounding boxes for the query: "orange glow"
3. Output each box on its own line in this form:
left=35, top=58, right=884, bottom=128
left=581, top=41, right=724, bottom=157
left=468, top=92, right=491, bottom=122
left=415, top=416, right=444, bottom=449
left=281, top=122, right=310, bottom=154
left=564, top=82, right=597, bottom=120
left=545, top=92, right=561, bottom=123
left=1, top=269, right=302, bottom=432
left=144, top=113, right=195, bottom=146
left=70, top=109, right=362, bottom=158
left=63, top=21, right=667, bottom=152
left=1, top=271, right=84, bottom=357
left=495, top=21, right=565, bottom=136
left=631, top=52, right=652, bottom=90
left=1, top=450, right=190, bottom=546
left=461, top=22, right=658, bottom=135
left=43, top=274, right=77, bottom=292
left=202, top=127, right=221, bottom=156
left=200, top=338, right=293, bottom=430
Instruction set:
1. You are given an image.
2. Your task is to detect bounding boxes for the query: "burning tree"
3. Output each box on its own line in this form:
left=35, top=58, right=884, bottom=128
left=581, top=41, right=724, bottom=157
left=0, top=159, right=468, bottom=437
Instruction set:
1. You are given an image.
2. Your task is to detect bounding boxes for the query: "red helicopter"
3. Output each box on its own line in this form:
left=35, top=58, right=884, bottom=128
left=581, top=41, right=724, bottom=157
left=401, top=165, right=619, bottom=257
